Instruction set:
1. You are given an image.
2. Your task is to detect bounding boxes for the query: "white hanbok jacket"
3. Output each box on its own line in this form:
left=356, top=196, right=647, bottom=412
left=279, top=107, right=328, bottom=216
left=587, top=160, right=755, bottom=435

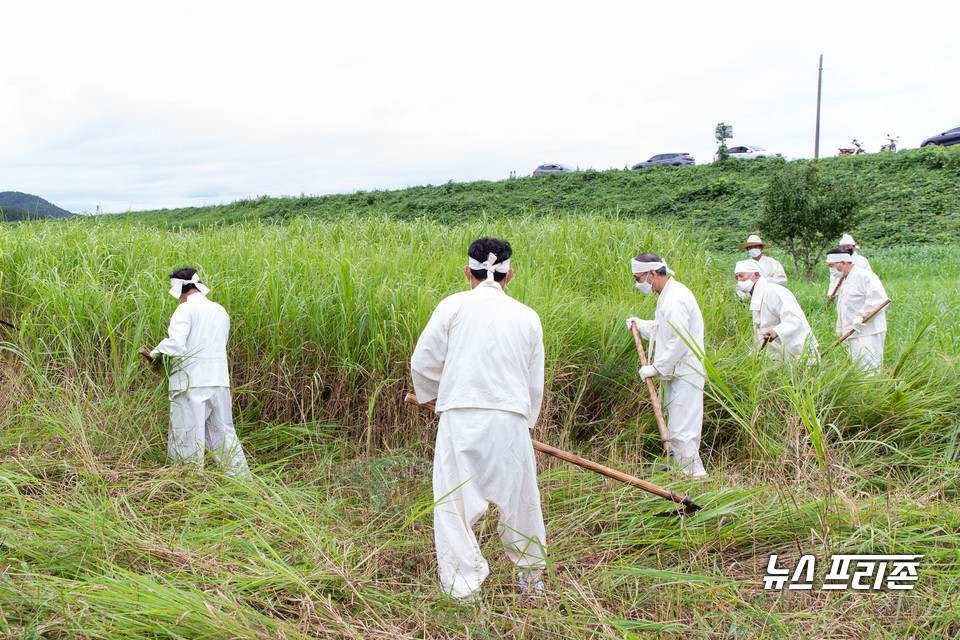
left=749, top=278, right=818, bottom=359
left=851, top=252, right=871, bottom=271
left=826, top=252, right=872, bottom=297
left=151, top=293, right=231, bottom=393
left=411, top=281, right=545, bottom=429
left=834, top=266, right=889, bottom=337
left=635, top=278, right=705, bottom=383
left=754, top=255, right=788, bottom=285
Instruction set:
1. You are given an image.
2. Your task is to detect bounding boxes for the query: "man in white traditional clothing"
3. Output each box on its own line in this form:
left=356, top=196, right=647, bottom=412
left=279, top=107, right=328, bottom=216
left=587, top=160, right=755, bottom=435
left=839, top=233, right=872, bottom=271
left=734, top=260, right=819, bottom=362
left=410, top=237, right=547, bottom=601
left=143, top=268, right=250, bottom=476
left=826, top=249, right=889, bottom=373
left=626, top=252, right=707, bottom=478
left=736, top=234, right=787, bottom=285
left=828, top=234, right=872, bottom=302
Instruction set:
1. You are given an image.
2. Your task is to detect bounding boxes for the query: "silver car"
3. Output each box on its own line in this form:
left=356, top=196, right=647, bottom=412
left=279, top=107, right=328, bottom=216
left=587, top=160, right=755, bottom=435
left=533, top=163, right=573, bottom=175
left=717, top=145, right=783, bottom=161
left=631, top=153, right=695, bottom=169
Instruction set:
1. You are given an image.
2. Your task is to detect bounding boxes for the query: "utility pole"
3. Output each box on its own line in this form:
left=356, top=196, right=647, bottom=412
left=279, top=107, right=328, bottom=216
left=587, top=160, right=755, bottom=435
left=814, top=54, right=823, bottom=159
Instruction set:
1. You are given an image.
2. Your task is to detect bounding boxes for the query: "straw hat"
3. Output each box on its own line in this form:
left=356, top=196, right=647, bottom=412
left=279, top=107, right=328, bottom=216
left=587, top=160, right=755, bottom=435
left=736, top=234, right=772, bottom=250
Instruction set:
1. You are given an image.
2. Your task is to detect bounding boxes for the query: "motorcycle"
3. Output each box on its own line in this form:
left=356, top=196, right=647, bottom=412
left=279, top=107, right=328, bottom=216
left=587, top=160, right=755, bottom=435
left=880, top=135, right=899, bottom=153
left=839, top=139, right=866, bottom=155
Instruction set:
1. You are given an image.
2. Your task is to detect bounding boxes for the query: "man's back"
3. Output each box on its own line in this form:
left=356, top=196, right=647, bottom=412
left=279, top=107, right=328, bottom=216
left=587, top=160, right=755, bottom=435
left=411, top=281, right=544, bottom=428
left=158, top=294, right=231, bottom=391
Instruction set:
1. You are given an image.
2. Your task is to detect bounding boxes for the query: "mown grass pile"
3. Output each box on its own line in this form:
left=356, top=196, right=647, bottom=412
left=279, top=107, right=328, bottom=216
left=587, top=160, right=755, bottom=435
left=1, top=214, right=959, bottom=638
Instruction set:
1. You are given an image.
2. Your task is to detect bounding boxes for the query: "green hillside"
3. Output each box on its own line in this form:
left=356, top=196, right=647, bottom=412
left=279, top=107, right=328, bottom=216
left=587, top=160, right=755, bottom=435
left=0, top=191, right=74, bottom=219
left=110, top=146, right=960, bottom=249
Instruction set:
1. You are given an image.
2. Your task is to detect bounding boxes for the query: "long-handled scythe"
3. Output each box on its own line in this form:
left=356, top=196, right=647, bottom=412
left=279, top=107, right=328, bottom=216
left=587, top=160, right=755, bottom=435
left=138, top=347, right=162, bottom=373
left=819, top=299, right=891, bottom=358
left=629, top=324, right=673, bottom=459
left=756, top=334, right=772, bottom=361
left=826, top=271, right=848, bottom=307
left=404, top=393, right=702, bottom=515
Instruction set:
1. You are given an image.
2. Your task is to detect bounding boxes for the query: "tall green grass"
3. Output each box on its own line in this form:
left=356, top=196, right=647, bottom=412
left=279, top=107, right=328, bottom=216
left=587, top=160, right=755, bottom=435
left=1, top=215, right=959, bottom=637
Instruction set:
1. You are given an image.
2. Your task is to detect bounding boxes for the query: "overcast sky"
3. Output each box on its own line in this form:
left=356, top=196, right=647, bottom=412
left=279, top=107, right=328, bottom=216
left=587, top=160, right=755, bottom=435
left=3, top=0, right=958, bottom=214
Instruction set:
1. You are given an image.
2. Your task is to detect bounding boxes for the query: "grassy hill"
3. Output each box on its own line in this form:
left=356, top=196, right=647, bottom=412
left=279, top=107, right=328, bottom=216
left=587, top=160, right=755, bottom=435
left=0, top=191, right=74, bottom=220
left=110, top=145, right=960, bottom=250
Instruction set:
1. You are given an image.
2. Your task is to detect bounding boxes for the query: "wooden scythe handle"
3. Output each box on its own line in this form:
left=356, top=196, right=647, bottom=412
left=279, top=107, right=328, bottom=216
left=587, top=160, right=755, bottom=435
left=630, top=324, right=673, bottom=457
left=820, top=299, right=891, bottom=358
left=826, top=270, right=848, bottom=307
left=402, top=393, right=701, bottom=513
left=756, top=334, right=772, bottom=361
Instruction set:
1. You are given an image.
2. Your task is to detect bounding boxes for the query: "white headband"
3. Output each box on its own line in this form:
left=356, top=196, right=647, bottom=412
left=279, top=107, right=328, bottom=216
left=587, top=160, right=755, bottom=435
left=734, top=260, right=761, bottom=274
left=168, top=273, right=211, bottom=298
left=826, top=253, right=853, bottom=264
left=468, top=253, right=510, bottom=282
left=630, top=259, right=675, bottom=276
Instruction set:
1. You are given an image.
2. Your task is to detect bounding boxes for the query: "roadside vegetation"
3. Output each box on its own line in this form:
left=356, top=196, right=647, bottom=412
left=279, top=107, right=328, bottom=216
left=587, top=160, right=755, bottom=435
left=2, top=211, right=959, bottom=638
left=106, top=146, right=960, bottom=252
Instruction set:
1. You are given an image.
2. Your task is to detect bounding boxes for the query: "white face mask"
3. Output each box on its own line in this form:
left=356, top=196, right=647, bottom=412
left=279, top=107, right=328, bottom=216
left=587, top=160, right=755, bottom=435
left=748, top=248, right=762, bottom=259
left=635, top=278, right=653, bottom=295
left=736, top=279, right=754, bottom=293
left=829, top=267, right=842, bottom=278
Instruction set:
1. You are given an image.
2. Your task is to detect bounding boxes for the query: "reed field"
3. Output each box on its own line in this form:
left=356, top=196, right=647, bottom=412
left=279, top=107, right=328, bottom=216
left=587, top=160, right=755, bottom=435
left=1, top=213, right=959, bottom=639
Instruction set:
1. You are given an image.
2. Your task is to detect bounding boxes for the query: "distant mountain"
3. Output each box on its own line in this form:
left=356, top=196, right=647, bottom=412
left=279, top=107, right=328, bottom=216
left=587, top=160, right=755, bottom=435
left=0, top=192, right=74, bottom=220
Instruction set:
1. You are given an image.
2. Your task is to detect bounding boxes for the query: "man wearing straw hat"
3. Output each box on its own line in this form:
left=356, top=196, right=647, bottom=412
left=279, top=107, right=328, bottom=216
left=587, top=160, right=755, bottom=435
left=143, top=268, right=250, bottom=477
left=626, top=252, right=708, bottom=478
left=736, top=234, right=787, bottom=285
left=411, top=237, right=547, bottom=600
left=825, top=248, right=889, bottom=373
left=734, top=260, right=819, bottom=362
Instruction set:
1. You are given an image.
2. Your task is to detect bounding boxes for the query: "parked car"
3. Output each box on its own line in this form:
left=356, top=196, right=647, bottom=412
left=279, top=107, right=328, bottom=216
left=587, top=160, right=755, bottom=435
left=921, top=126, right=960, bottom=147
left=533, top=163, right=573, bottom=175
left=714, top=145, right=783, bottom=161
left=631, top=153, right=695, bottom=169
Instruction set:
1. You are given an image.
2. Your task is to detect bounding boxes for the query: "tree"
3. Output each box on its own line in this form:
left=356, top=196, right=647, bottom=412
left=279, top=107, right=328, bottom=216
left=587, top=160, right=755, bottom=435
left=715, top=122, right=732, bottom=164
left=759, top=163, right=862, bottom=281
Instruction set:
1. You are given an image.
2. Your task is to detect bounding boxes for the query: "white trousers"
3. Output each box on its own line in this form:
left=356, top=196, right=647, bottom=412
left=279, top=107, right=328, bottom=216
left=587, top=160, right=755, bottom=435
left=169, top=386, right=250, bottom=476
left=661, top=376, right=707, bottom=477
left=846, top=332, right=885, bottom=374
left=433, top=408, right=547, bottom=600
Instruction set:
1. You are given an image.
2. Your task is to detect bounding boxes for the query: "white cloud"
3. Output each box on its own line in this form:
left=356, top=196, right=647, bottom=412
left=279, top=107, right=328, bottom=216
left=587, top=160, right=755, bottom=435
left=2, top=0, right=958, bottom=213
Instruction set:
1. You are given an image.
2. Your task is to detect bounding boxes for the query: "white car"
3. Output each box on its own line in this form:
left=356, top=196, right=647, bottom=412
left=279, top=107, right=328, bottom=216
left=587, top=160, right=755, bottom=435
left=715, top=145, right=783, bottom=161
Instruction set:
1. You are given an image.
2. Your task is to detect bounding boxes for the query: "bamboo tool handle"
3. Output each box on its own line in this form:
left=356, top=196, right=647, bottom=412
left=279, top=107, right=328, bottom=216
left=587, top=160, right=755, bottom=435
left=629, top=324, right=673, bottom=457
left=402, top=393, right=701, bottom=513
left=756, top=334, right=772, bottom=360
left=826, top=271, right=848, bottom=307
left=819, top=299, right=891, bottom=357
left=138, top=347, right=162, bottom=373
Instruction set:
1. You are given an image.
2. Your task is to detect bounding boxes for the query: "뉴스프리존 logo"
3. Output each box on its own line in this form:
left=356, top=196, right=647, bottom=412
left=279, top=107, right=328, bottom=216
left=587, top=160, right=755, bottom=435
left=762, top=554, right=922, bottom=591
